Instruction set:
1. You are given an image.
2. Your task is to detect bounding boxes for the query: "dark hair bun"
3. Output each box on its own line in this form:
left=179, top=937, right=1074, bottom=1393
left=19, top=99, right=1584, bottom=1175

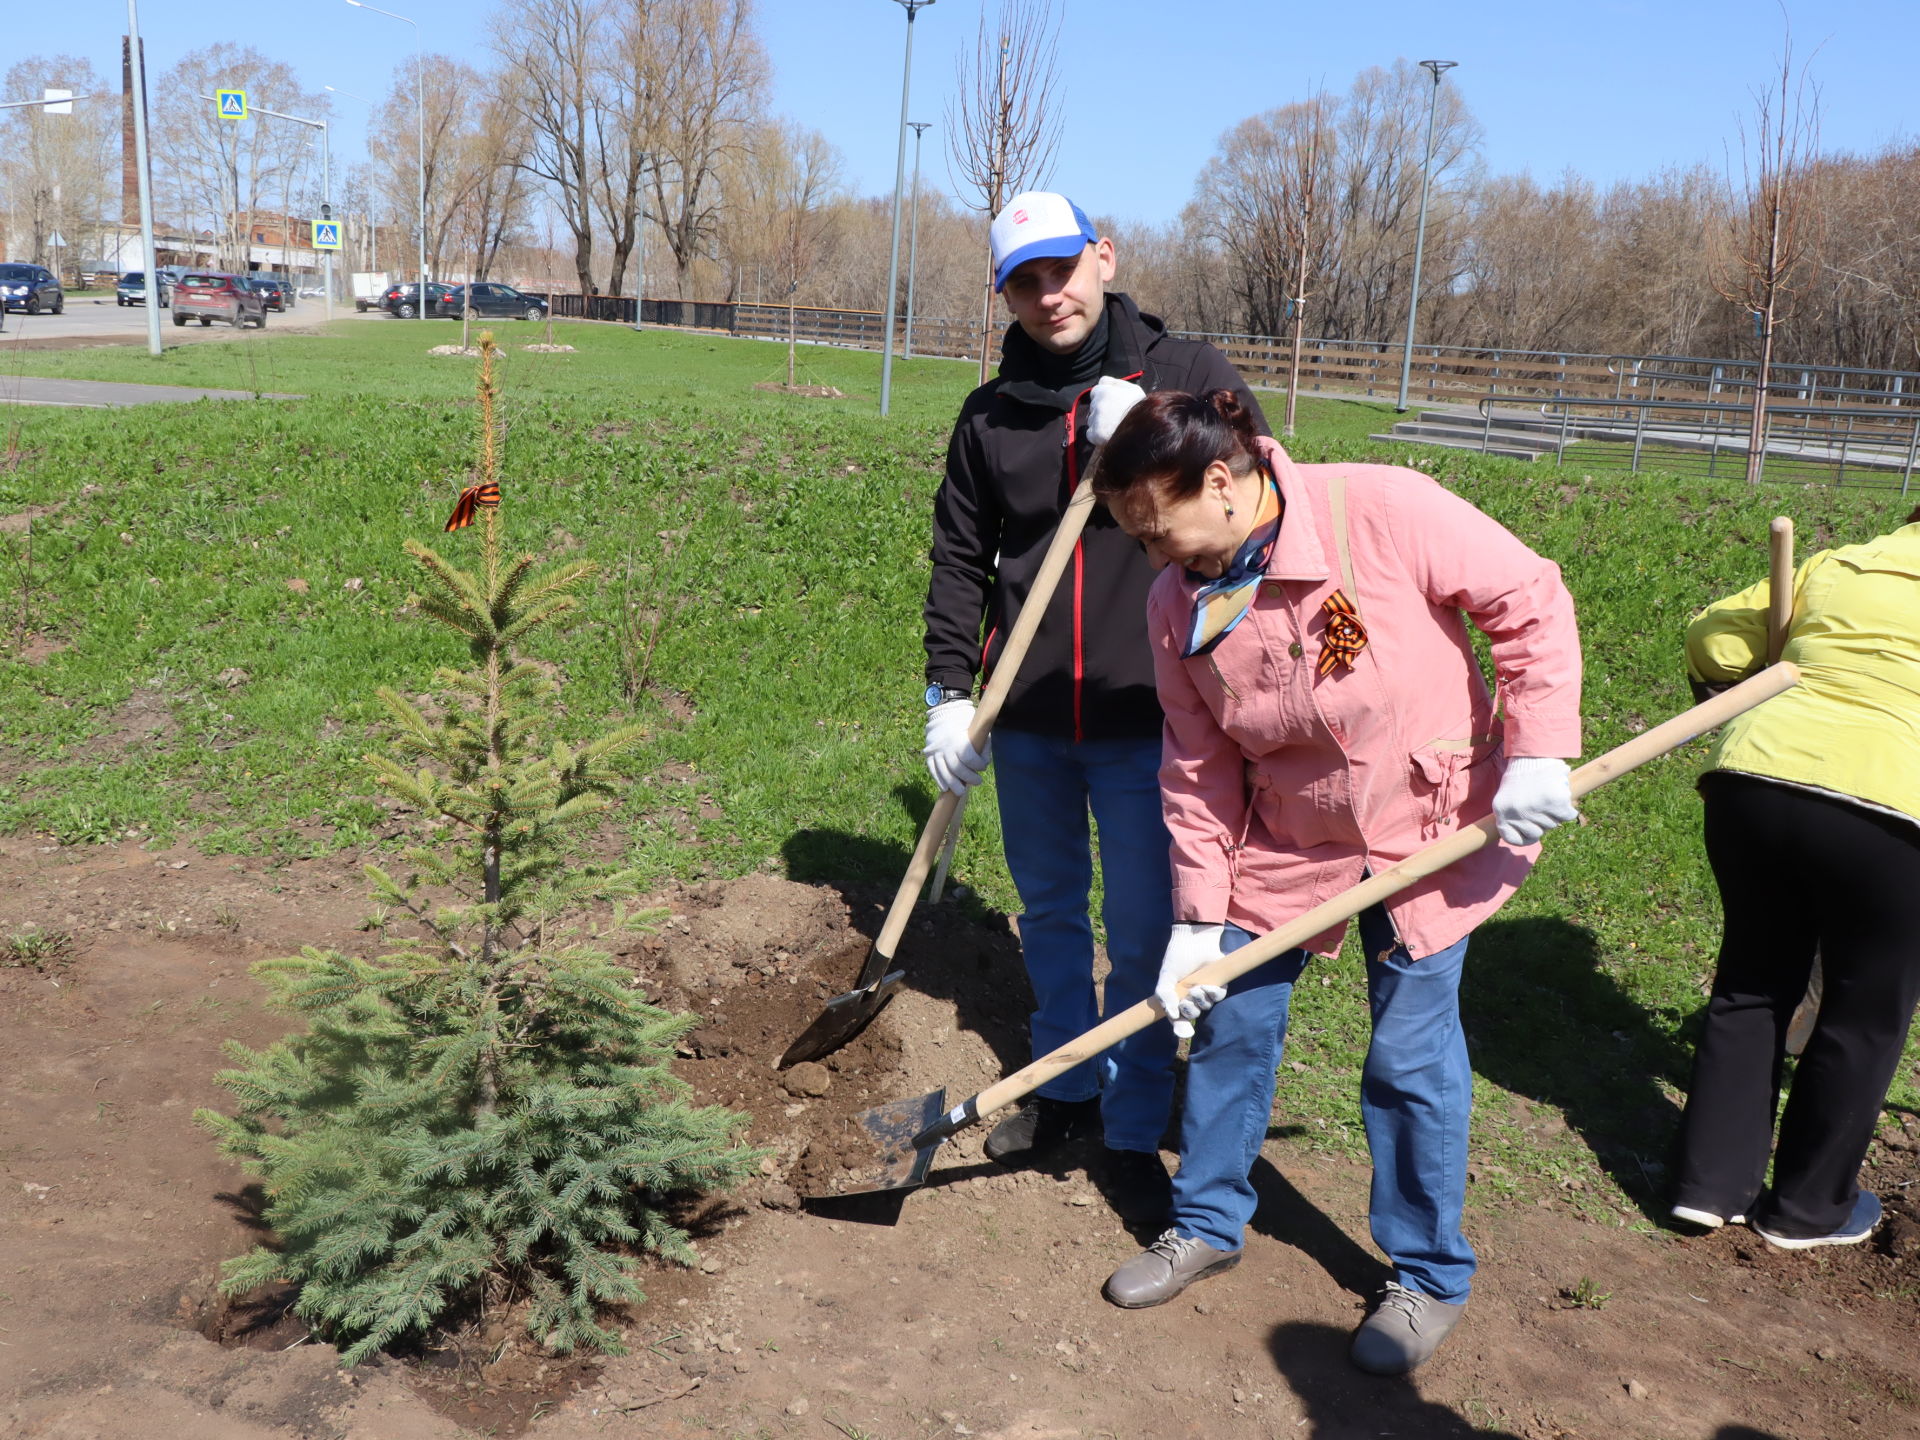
left=1093, top=388, right=1263, bottom=508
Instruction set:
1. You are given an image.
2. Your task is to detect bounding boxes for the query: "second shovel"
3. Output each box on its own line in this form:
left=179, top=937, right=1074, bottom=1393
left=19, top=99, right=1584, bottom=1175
left=778, top=454, right=1105, bottom=1068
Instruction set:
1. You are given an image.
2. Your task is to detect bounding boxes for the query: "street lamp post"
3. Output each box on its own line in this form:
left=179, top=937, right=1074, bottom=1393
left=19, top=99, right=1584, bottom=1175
left=878, top=0, right=934, bottom=418
left=345, top=0, right=427, bottom=321
left=1395, top=58, right=1457, bottom=413
left=904, top=120, right=931, bottom=359
left=126, top=0, right=162, bottom=357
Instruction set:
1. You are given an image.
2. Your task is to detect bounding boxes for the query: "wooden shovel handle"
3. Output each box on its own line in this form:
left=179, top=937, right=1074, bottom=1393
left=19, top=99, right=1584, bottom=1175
left=868, top=453, right=1104, bottom=965
left=1767, top=516, right=1794, bottom=665
left=932, top=664, right=1801, bottom=1136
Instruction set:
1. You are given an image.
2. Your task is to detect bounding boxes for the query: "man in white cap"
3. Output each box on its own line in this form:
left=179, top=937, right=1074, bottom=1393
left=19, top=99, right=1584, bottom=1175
left=920, top=191, right=1269, bottom=1225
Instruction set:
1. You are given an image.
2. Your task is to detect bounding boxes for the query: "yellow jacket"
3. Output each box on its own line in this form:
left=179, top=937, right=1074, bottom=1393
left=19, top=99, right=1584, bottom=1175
left=1686, top=521, right=1920, bottom=822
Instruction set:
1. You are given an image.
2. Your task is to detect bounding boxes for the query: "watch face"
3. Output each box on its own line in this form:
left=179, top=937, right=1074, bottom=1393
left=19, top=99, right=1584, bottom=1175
left=925, top=683, right=944, bottom=708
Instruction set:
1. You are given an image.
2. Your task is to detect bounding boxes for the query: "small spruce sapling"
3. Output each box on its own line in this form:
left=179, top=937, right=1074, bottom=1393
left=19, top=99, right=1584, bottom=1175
left=197, top=332, right=757, bottom=1363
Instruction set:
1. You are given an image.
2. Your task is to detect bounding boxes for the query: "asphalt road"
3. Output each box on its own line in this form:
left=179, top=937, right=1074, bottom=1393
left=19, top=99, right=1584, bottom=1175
left=0, top=294, right=374, bottom=348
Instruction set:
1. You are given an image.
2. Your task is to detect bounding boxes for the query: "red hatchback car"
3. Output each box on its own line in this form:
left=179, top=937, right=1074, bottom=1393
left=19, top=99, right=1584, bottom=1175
left=171, top=272, right=267, bottom=329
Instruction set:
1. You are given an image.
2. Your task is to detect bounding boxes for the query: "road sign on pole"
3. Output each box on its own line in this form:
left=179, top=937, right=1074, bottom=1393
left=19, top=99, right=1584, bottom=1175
left=313, top=221, right=342, bottom=251
left=43, top=88, right=73, bottom=115
left=215, top=88, right=247, bottom=120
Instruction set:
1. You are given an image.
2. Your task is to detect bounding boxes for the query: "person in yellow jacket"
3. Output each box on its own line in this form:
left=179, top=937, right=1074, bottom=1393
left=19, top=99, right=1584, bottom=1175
left=1671, top=505, right=1920, bottom=1249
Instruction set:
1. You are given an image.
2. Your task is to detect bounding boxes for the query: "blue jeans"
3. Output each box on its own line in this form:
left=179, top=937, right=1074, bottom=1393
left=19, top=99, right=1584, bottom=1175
left=1171, top=906, right=1477, bottom=1304
left=993, top=729, right=1176, bottom=1153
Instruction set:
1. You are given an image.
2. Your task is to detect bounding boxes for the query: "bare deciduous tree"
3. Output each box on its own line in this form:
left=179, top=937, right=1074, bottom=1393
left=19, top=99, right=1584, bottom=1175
left=492, top=0, right=605, bottom=295
left=153, top=46, right=327, bottom=272
left=947, top=0, right=1062, bottom=381
left=1710, top=35, right=1822, bottom=484
left=0, top=56, right=116, bottom=278
left=643, top=0, right=767, bottom=300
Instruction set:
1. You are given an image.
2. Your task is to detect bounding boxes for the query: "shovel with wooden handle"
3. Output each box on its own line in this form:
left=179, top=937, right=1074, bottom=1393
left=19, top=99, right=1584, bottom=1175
left=812, top=664, right=1802, bottom=1197
left=777, top=454, right=1104, bottom=1069
left=1768, top=517, right=1826, bottom=1058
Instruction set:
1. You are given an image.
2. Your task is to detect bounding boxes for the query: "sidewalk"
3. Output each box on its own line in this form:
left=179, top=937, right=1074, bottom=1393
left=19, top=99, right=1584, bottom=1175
left=0, top=375, right=300, bottom=407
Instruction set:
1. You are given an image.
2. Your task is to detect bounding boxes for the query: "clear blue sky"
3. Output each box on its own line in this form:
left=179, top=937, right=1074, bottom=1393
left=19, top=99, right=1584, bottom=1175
left=47, top=0, right=1920, bottom=224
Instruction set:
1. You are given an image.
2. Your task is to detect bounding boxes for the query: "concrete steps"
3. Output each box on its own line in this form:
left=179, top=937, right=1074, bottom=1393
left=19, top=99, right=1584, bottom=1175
left=1369, top=407, right=1918, bottom=475
left=1368, top=410, right=1562, bottom=462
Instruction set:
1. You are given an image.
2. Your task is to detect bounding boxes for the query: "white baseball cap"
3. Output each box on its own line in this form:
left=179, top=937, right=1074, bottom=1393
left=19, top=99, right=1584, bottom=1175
left=989, top=191, right=1098, bottom=292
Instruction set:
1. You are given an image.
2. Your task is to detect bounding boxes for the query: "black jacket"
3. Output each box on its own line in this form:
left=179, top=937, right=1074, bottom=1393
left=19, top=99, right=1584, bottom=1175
left=923, top=293, right=1269, bottom=741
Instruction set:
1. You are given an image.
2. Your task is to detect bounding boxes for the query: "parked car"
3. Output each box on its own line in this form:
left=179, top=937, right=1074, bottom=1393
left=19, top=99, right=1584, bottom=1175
left=298, top=284, right=324, bottom=300
left=171, top=271, right=267, bottom=329
left=430, top=282, right=550, bottom=322
left=384, top=281, right=458, bottom=318
left=116, top=270, right=170, bottom=308
left=0, top=263, right=64, bottom=315
left=245, top=276, right=289, bottom=312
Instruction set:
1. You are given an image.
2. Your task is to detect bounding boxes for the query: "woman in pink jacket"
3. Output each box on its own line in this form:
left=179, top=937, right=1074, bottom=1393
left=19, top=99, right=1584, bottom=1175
left=1089, top=389, right=1583, bottom=1376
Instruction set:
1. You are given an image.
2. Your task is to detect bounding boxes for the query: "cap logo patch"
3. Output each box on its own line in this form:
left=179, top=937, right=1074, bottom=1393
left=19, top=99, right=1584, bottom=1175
left=1012, top=209, right=1029, bottom=224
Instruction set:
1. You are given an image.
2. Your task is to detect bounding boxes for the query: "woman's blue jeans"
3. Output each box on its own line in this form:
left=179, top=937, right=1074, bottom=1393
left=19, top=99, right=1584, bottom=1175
left=992, top=729, right=1176, bottom=1154
left=1171, top=905, right=1477, bottom=1304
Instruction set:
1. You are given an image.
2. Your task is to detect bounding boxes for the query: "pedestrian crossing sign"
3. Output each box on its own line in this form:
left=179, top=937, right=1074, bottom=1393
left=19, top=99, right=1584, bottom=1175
left=313, top=221, right=342, bottom=251
left=216, top=89, right=247, bottom=120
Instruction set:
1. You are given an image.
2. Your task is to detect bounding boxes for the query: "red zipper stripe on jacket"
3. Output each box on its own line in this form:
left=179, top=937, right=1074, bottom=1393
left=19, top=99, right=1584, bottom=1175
left=1066, top=399, right=1085, bottom=742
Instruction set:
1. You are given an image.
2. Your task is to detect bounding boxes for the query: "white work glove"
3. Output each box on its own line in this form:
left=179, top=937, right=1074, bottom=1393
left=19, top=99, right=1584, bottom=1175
left=1155, top=923, right=1230, bottom=1039
left=924, top=698, right=991, bottom=795
left=1491, top=756, right=1579, bottom=846
left=1085, top=376, right=1147, bottom=447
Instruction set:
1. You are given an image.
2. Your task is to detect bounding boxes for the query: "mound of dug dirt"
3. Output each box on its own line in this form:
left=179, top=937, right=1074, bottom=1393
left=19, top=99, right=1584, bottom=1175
left=623, top=871, right=1027, bottom=1202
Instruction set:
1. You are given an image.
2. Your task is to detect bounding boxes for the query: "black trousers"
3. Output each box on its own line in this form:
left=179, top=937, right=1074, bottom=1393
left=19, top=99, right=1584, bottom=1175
left=1673, top=772, right=1920, bottom=1238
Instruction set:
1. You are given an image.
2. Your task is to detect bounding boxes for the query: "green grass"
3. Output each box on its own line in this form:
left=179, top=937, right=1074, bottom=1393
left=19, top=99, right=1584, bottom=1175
left=2, top=318, right=1911, bottom=1222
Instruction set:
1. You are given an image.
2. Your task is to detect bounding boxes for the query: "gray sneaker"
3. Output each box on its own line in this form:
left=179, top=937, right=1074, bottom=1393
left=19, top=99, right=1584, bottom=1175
left=1350, top=1281, right=1466, bottom=1375
left=1103, top=1229, right=1241, bottom=1309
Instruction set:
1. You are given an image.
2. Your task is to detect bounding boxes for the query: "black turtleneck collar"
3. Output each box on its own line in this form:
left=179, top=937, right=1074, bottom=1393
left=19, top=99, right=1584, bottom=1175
left=1026, top=306, right=1109, bottom=400
left=997, top=293, right=1155, bottom=413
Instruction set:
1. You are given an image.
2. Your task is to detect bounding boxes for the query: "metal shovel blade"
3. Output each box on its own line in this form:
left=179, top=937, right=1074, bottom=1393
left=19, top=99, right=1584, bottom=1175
left=801, top=1087, right=949, bottom=1199
left=777, top=969, right=904, bottom=1069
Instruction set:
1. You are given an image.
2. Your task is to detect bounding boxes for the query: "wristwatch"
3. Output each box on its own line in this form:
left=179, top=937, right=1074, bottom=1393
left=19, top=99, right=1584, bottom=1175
left=924, top=683, right=971, bottom=707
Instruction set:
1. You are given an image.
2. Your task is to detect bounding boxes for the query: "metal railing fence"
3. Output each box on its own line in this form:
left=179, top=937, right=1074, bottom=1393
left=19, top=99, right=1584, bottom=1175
left=526, top=291, right=1920, bottom=445
left=1470, top=394, right=1920, bottom=492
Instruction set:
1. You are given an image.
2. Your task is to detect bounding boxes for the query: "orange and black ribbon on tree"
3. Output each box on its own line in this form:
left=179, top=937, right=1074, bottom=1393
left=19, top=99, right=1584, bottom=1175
left=443, top=482, right=501, bottom=532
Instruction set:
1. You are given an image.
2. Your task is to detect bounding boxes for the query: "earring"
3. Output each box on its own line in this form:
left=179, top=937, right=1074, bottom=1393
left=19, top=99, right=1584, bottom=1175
left=1224, top=501, right=1235, bottom=518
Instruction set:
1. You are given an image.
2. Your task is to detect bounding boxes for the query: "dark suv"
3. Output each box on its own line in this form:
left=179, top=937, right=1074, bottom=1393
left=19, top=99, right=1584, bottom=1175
left=117, top=271, right=170, bottom=307
left=245, top=277, right=289, bottom=312
left=384, top=281, right=458, bottom=318
left=0, top=263, right=64, bottom=315
left=431, top=282, right=550, bottom=322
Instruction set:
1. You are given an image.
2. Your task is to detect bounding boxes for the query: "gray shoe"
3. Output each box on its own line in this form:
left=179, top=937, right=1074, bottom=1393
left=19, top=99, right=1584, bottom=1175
left=1103, top=1228, right=1241, bottom=1309
left=1350, top=1281, right=1466, bottom=1375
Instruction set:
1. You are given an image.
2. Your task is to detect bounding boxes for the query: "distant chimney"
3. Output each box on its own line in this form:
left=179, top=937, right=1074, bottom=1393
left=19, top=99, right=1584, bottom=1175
left=121, top=35, right=147, bottom=229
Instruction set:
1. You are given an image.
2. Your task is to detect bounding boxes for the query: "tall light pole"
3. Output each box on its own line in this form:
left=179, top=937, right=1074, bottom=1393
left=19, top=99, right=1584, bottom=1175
left=126, top=0, right=162, bottom=357
left=878, top=0, right=934, bottom=418
left=1395, top=58, right=1457, bottom=413
left=904, top=120, right=931, bottom=360
left=345, top=0, right=427, bottom=321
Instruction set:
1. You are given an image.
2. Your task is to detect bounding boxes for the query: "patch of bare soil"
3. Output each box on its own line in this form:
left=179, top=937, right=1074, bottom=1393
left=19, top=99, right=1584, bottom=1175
left=0, top=502, right=62, bottom=533
left=752, top=381, right=846, bottom=398
left=2, top=840, right=1919, bottom=1440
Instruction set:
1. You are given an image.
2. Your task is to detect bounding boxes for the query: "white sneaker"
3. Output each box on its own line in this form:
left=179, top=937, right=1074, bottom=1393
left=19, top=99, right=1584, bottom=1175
left=1752, top=1191, right=1881, bottom=1250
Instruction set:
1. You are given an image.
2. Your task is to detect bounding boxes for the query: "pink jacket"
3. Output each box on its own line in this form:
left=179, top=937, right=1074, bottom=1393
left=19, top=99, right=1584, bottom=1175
left=1148, top=437, right=1583, bottom=957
